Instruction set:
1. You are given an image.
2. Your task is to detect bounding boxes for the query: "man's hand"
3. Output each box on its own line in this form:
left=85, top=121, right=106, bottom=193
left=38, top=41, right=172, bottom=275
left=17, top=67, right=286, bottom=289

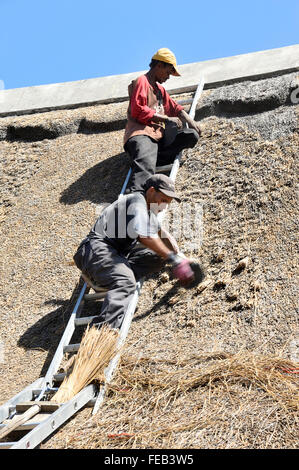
left=152, top=113, right=182, bottom=128
left=138, top=235, right=172, bottom=260
left=167, top=253, right=195, bottom=286
left=178, top=110, right=202, bottom=136
left=159, top=228, right=179, bottom=253
left=188, top=119, right=202, bottom=135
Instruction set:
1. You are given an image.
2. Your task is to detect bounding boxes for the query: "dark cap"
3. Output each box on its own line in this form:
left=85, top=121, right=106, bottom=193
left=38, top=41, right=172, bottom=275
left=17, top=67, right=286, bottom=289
left=143, top=174, right=181, bottom=202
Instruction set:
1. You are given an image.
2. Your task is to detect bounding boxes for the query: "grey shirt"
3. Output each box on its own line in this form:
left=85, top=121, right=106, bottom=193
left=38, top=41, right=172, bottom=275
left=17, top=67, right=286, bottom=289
left=87, top=192, right=160, bottom=253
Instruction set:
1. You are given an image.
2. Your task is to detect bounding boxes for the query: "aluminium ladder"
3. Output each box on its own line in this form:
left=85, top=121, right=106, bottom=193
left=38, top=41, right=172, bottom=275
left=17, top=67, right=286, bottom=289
left=0, top=79, right=205, bottom=449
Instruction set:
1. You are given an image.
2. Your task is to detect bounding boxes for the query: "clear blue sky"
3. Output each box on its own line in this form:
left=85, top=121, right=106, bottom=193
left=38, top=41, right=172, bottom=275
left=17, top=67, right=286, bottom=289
left=0, top=0, right=298, bottom=90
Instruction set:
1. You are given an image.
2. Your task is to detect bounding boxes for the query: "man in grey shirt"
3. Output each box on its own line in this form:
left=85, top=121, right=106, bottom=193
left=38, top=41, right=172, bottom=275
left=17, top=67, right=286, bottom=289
left=73, top=174, right=195, bottom=329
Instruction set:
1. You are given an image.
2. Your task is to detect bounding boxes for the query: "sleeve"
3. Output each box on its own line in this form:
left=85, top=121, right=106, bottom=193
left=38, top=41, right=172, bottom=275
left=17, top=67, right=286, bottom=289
left=126, top=197, right=159, bottom=239
left=160, top=86, right=184, bottom=117
left=130, top=76, right=156, bottom=124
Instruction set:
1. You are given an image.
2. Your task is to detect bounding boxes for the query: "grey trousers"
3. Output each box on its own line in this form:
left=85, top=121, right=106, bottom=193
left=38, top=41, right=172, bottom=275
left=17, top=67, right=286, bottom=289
left=124, top=128, right=199, bottom=193
left=73, top=239, right=165, bottom=329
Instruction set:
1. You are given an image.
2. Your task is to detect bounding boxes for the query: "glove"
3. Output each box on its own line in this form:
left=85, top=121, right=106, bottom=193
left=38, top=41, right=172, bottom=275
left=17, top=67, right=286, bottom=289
left=167, top=253, right=195, bottom=286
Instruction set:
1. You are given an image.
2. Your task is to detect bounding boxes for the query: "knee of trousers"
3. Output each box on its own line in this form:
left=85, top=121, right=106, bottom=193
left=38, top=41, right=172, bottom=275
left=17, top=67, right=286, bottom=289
left=73, top=244, right=87, bottom=272
left=186, top=129, right=200, bottom=147
left=110, top=273, right=137, bottom=294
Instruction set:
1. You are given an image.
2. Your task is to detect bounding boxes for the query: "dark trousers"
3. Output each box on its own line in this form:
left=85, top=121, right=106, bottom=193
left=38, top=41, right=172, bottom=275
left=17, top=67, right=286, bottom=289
left=74, top=239, right=165, bottom=329
left=124, top=128, right=199, bottom=193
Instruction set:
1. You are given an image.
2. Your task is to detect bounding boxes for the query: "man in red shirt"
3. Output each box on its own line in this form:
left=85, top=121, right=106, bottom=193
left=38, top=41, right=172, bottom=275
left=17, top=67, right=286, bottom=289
left=124, top=48, right=201, bottom=193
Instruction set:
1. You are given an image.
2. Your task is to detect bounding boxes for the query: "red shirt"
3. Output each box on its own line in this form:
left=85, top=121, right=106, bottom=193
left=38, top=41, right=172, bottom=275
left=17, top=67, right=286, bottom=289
left=123, top=74, right=183, bottom=145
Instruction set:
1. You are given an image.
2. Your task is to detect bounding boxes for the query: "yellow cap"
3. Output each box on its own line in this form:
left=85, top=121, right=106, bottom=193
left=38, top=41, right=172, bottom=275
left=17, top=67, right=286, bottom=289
left=152, top=48, right=180, bottom=76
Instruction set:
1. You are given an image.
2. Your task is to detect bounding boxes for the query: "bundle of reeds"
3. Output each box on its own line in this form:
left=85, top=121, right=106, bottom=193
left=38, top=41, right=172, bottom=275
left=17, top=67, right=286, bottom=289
left=52, top=324, right=119, bottom=403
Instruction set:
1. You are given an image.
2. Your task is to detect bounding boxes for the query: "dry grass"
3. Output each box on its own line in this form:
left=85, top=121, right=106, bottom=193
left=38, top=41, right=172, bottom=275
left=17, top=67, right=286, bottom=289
left=52, top=325, right=119, bottom=403
left=53, top=349, right=298, bottom=449
left=118, top=351, right=299, bottom=411
left=0, top=78, right=298, bottom=448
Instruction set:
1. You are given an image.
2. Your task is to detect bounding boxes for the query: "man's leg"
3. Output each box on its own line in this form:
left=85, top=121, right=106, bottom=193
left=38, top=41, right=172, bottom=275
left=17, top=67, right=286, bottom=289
left=125, top=135, right=158, bottom=193
left=81, top=241, right=137, bottom=330
left=157, top=128, right=199, bottom=166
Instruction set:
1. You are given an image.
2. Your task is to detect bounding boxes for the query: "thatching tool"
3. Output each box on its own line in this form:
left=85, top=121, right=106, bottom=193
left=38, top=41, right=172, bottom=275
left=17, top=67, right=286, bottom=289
left=0, top=404, right=41, bottom=440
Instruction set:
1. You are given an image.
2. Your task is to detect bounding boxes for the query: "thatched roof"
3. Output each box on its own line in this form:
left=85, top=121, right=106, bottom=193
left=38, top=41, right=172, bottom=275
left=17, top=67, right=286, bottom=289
left=0, top=71, right=298, bottom=449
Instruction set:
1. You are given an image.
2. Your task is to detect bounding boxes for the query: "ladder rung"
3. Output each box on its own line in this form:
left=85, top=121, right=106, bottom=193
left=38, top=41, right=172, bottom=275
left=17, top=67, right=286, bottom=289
left=63, top=343, right=80, bottom=353
left=84, top=292, right=106, bottom=300
left=16, top=402, right=60, bottom=413
left=0, top=413, right=52, bottom=432
left=75, top=315, right=101, bottom=327
left=81, top=273, right=108, bottom=293
left=0, top=442, right=15, bottom=449
left=32, top=387, right=58, bottom=398
left=155, top=164, right=173, bottom=173
left=177, top=98, right=193, bottom=105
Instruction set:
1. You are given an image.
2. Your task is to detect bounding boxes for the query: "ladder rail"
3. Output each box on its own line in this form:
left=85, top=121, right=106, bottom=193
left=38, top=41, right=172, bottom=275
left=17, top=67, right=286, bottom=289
left=0, top=80, right=204, bottom=447
left=10, top=384, right=96, bottom=449
left=0, top=378, right=44, bottom=423
left=189, top=78, right=205, bottom=120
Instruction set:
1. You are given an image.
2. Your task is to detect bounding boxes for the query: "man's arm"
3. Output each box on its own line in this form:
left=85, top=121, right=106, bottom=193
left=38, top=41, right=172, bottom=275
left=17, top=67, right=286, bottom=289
left=138, top=235, right=172, bottom=259
left=158, top=228, right=179, bottom=253
left=155, top=87, right=201, bottom=135
left=151, top=113, right=182, bottom=127
left=138, top=234, right=195, bottom=285
left=138, top=227, right=179, bottom=256
left=151, top=110, right=201, bottom=136
left=178, top=109, right=201, bottom=135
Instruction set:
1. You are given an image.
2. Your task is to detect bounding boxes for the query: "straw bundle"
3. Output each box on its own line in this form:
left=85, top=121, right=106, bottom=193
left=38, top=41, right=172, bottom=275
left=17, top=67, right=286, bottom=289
left=52, top=324, right=119, bottom=403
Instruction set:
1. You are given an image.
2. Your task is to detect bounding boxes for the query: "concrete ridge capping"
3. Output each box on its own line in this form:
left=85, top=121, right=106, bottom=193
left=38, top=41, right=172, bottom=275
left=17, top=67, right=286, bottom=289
left=0, top=44, right=298, bottom=117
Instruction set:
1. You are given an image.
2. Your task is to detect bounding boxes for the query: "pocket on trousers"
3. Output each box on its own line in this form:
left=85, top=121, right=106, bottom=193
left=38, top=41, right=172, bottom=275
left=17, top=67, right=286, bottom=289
left=73, top=246, right=85, bottom=271
left=73, top=238, right=90, bottom=272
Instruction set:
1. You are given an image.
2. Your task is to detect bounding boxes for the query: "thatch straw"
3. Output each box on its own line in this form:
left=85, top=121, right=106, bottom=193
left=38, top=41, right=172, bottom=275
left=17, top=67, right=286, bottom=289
left=52, top=324, right=119, bottom=403
left=58, top=350, right=298, bottom=449
left=118, top=351, right=299, bottom=411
